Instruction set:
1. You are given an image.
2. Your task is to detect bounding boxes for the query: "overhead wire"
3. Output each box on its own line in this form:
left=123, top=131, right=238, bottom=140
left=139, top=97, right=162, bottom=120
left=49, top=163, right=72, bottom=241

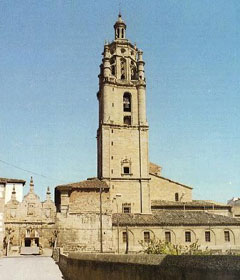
left=0, top=158, right=67, bottom=184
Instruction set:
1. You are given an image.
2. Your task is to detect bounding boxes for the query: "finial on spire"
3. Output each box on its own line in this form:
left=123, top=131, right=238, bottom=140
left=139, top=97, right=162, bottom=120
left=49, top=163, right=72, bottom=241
left=46, top=186, right=51, bottom=201
left=11, top=184, right=17, bottom=200
left=30, top=176, right=34, bottom=192
left=118, top=0, right=122, bottom=18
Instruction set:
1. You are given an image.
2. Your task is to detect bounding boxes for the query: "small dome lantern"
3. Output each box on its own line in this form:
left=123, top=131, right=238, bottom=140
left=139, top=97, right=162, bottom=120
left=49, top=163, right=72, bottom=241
left=114, top=13, right=127, bottom=40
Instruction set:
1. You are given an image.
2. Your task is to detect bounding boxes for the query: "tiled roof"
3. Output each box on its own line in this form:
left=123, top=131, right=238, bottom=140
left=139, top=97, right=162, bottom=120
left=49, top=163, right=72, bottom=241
left=151, top=200, right=231, bottom=209
left=149, top=162, right=162, bottom=175
left=56, top=178, right=109, bottom=190
left=112, top=211, right=240, bottom=226
left=0, top=177, right=26, bottom=184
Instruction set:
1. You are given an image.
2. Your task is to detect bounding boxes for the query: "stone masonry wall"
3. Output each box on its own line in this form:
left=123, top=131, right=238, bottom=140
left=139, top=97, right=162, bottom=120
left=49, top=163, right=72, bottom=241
left=58, top=253, right=240, bottom=280
left=150, top=174, right=192, bottom=202
left=57, top=189, right=113, bottom=253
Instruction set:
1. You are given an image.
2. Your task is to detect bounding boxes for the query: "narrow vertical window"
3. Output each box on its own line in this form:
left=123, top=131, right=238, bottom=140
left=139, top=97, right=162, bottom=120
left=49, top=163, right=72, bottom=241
left=224, top=231, right=230, bottom=242
left=205, top=231, right=211, bottom=242
left=121, top=28, right=124, bottom=38
left=110, top=57, right=116, bottom=76
left=175, top=193, right=179, bottom=202
left=120, top=59, right=126, bottom=80
left=111, top=65, right=115, bottom=75
left=185, top=231, right=191, bottom=242
left=123, top=231, right=127, bottom=243
left=123, top=92, right=131, bottom=112
left=165, top=232, right=171, bottom=243
left=144, top=232, right=150, bottom=243
left=130, top=61, right=136, bottom=80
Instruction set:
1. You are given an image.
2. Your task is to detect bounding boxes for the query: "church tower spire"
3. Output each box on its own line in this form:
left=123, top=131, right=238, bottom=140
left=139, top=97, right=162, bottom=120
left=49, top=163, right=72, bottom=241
left=46, top=186, right=51, bottom=201
left=11, top=184, right=17, bottom=201
left=97, top=15, right=150, bottom=214
left=29, top=176, right=34, bottom=193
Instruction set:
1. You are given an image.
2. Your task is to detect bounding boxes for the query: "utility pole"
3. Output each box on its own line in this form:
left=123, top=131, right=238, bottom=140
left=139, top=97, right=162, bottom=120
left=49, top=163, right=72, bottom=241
left=100, top=186, right=103, bottom=253
left=114, top=193, right=122, bottom=254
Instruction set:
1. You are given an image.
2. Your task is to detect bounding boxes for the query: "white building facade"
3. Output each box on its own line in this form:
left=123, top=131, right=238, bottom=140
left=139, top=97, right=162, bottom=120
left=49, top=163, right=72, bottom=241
left=0, top=177, right=25, bottom=255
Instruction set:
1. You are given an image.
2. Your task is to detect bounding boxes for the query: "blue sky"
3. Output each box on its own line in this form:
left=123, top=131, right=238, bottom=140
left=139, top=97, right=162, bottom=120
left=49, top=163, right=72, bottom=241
left=0, top=0, right=239, bottom=202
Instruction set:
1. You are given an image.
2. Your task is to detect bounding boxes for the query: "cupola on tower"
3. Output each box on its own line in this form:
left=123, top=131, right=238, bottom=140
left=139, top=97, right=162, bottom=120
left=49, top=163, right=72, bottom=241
left=97, top=14, right=150, bottom=214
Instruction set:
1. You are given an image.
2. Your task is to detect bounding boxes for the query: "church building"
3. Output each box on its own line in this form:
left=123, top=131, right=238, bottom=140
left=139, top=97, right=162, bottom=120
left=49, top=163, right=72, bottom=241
left=55, top=14, right=240, bottom=254
left=2, top=14, right=240, bottom=256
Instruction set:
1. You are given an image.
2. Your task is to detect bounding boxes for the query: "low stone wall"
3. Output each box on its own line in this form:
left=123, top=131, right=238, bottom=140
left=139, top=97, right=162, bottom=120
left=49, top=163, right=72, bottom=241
left=58, top=253, right=240, bottom=280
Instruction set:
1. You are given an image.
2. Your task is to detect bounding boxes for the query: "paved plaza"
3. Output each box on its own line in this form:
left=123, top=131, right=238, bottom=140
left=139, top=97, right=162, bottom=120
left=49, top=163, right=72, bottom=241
left=0, top=256, right=64, bottom=280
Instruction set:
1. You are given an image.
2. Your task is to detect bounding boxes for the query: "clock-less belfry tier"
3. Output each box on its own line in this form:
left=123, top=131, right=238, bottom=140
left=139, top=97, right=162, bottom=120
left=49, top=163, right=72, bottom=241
left=97, top=14, right=151, bottom=214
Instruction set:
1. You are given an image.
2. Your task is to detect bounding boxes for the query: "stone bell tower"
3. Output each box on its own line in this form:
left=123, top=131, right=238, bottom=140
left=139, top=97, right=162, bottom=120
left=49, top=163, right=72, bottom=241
left=97, top=14, right=150, bottom=214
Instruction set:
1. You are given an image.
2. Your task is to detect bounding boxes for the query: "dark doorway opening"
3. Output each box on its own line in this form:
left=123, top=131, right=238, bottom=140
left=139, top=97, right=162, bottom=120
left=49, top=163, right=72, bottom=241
left=24, top=238, right=39, bottom=247
left=25, top=238, right=31, bottom=247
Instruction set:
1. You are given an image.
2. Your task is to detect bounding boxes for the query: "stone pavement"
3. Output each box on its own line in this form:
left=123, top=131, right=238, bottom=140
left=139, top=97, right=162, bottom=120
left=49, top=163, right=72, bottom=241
left=0, top=256, right=64, bottom=280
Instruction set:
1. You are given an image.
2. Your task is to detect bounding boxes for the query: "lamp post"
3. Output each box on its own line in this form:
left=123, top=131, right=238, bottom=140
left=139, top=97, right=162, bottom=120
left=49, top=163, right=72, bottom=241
left=100, top=186, right=103, bottom=253
left=113, top=193, right=122, bottom=254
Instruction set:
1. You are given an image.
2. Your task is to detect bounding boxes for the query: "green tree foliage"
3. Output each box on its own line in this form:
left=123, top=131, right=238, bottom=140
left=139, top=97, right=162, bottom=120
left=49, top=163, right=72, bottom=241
left=139, top=238, right=212, bottom=255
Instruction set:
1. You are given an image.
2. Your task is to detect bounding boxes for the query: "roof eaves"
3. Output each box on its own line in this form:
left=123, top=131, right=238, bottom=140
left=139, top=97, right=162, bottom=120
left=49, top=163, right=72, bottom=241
left=149, top=173, right=193, bottom=189
left=0, top=178, right=26, bottom=185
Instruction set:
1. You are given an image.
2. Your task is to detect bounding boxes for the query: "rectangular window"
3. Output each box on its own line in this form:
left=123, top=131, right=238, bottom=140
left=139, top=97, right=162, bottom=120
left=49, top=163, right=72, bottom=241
left=224, top=231, right=230, bottom=242
left=123, top=167, right=130, bottom=174
left=185, top=231, right=191, bottom=242
left=111, top=156, right=113, bottom=160
left=123, top=207, right=131, bottom=213
left=165, top=231, right=171, bottom=243
left=122, top=232, right=127, bottom=243
left=111, top=141, right=113, bottom=146
left=144, top=232, right=150, bottom=243
left=111, top=169, right=113, bottom=174
left=122, top=203, right=131, bottom=213
left=205, top=231, right=211, bottom=242
left=123, top=116, right=131, bottom=125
